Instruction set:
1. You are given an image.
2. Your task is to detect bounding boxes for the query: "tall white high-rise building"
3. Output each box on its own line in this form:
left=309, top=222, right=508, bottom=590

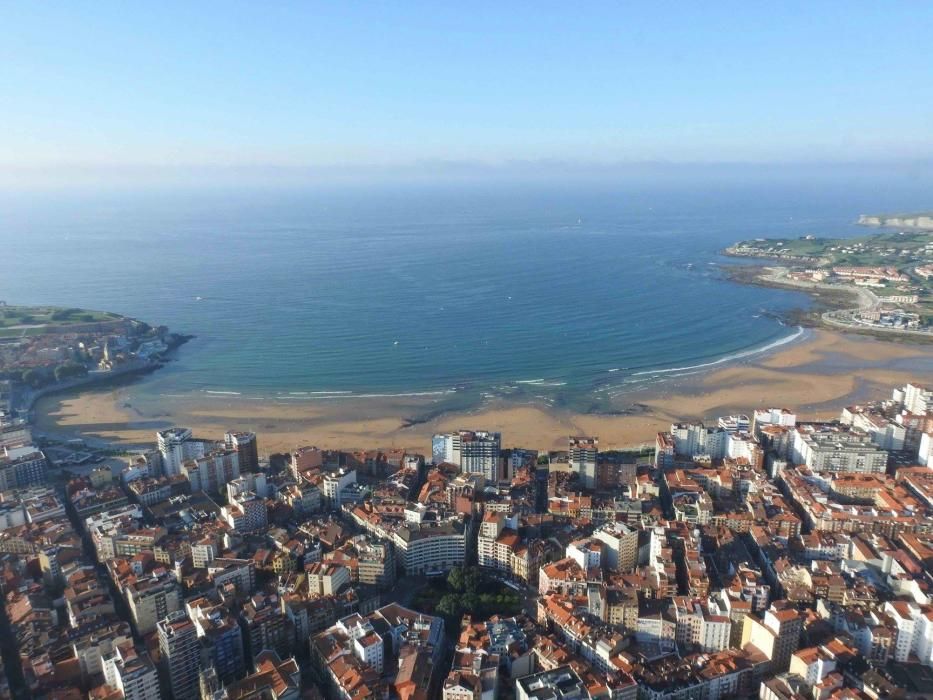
left=894, top=383, right=933, bottom=415
left=918, top=431, right=933, bottom=467
left=884, top=600, right=933, bottom=665
left=670, top=423, right=728, bottom=460
left=102, top=642, right=162, bottom=700
left=433, top=430, right=501, bottom=482
left=593, top=521, right=639, bottom=572
left=158, top=611, right=201, bottom=699
left=569, top=436, right=598, bottom=489
left=157, top=428, right=207, bottom=477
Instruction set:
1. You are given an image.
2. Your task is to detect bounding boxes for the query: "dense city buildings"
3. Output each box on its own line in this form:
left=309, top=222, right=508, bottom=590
left=434, top=430, right=502, bottom=482
left=1, top=381, right=933, bottom=698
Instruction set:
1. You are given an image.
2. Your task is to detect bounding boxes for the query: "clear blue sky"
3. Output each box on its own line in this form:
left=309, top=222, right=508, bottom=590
left=2, top=1, right=932, bottom=177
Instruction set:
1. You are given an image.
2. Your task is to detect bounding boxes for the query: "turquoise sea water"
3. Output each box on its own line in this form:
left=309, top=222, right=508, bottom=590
left=1, top=177, right=929, bottom=413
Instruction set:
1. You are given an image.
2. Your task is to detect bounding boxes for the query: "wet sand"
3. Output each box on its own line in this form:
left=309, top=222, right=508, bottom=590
left=33, top=329, right=933, bottom=455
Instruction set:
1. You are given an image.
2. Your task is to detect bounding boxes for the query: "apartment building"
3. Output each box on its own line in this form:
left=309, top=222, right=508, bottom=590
left=393, top=519, right=466, bottom=575
left=224, top=430, right=259, bottom=472
left=157, top=427, right=207, bottom=477
left=158, top=611, right=202, bottom=699
left=569, top=436, right=598, bottom=490
left=101, top=641, right=161, bottom=700
left=123, top=568, right=182, bottom=636
left=593, top=522, right=639, bottom=573
left=790, top=425, right=888, bottom=474
left=0, top=445, right=48, bottom=490
left=222, top=492, right=268, bottom=532
left=433, top=431, right=501, bottom=482
left=182, top=448, right=240, bottom=494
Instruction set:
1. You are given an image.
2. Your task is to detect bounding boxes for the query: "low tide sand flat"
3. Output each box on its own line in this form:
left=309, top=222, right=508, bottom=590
left=34, top=329, right=933, bottom=453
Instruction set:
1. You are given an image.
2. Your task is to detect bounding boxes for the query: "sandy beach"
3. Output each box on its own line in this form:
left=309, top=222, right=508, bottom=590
left=33, top=329, right=933, bottom=455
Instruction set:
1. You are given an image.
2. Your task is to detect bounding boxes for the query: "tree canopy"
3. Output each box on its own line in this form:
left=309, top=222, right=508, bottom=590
left=418, top=567, right=522, bottom=629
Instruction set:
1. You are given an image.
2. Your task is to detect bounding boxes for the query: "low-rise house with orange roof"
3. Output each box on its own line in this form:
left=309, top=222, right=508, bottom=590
left=223, top=651, right=300, bottom=700
left=538, top=557, right=588, bottom=597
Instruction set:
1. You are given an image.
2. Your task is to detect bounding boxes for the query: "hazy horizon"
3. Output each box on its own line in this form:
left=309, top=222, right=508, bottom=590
left=3, top=2, right=933, bottom=189
left=3, top=159, right=933, bottom=193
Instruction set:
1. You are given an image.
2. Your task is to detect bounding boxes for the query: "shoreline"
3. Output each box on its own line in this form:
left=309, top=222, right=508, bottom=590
left=722, top=263, right=933, bottom=342
left=22, top=360, right=161, bottom=412
left=722, top=263, right=859, bottom=319
left=33, top=328, right=933, bottom=455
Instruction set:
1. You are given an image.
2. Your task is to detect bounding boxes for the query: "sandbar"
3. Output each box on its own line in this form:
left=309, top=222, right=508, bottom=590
left=32, top=329, right=933, bottom=455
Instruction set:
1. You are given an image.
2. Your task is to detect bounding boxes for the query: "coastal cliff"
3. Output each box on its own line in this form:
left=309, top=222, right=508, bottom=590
left=858, top=213, right=933, bottom=230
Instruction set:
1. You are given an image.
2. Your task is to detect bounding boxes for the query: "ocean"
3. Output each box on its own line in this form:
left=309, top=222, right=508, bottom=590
left=1, top=174, right=930, bottom=415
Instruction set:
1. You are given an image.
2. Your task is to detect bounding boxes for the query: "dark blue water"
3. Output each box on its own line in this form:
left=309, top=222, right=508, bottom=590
left=1, top=177, right=929, bottom=412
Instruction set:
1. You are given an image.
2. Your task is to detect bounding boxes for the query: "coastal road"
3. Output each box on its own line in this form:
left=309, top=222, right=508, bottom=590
left=761, top=266, right=879, bottom=311
left=760, top=267, right=933, bottom=337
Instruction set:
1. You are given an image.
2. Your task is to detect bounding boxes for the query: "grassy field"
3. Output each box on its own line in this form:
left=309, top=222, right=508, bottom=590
left=732, top=231, right=933, bottom=299
left=0, top=326, right=50, bottom=338
left=0, top=305, right=122, bottom=329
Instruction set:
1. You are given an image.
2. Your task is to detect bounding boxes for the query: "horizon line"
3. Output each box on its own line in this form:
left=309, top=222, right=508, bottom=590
left=2, top=157, right=932, bottom=191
